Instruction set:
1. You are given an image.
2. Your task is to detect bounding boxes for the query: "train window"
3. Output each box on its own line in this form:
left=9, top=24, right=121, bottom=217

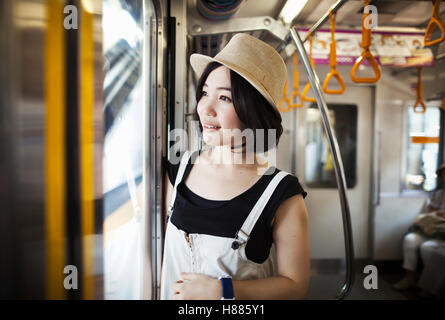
left=102, top=0, right=151, bottom=299
left=305, top=103, right=357, bottom=188
left=405, top=106, right=440, bottom=191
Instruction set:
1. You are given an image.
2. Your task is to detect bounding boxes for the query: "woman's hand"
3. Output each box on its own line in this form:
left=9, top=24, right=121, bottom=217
left=171, top=273, right=221, bottom=300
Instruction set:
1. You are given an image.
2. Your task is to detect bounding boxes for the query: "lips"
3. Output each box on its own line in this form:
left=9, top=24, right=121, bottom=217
left=202, top=122, right=221, bottom=130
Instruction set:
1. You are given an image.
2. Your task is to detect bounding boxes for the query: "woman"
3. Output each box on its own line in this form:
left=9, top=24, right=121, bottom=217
left=393, top=164, right=445, bottom=293
left=161, top=33, right=310, bottom=300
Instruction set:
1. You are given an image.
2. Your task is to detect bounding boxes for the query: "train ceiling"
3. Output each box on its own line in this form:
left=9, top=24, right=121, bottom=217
left=291, top=0, right=443, bottom=29
left=187, top=0, right=445, bottom=99
left=189, top=0, right=445, bottom=29
left=188, top=0, right=445, bottom=56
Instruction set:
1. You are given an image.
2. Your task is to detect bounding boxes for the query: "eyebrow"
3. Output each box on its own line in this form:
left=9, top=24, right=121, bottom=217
left=203, top=83, right=231, bottom=91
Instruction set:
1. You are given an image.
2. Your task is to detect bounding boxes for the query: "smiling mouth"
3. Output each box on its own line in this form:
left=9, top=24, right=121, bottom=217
left=203, top=123, right=221, bottom=130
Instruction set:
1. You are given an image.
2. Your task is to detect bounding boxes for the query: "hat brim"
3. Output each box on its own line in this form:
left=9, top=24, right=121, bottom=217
left=190, top=53, right=279, bottom=113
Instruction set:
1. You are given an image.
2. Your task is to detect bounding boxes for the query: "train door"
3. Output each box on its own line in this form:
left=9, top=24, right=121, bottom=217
left=295, top=84, right=374, bottom=265
left=102, top=0, right=165, bottom=300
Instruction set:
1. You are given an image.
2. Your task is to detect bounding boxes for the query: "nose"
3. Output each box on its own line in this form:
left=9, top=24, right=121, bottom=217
left=198, top=96, right=216, bottom=117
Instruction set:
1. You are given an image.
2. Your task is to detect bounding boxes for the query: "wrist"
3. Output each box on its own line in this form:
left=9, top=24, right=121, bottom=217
left=214, top=278, right=222, bottom=300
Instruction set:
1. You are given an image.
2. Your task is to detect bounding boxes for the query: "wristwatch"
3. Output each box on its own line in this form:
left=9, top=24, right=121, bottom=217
left=218, top=276, right=235, bottom=300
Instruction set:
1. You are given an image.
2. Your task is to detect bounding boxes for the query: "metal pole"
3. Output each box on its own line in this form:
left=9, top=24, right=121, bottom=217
left=303, top=0, right=349, bottom=43
left=289, top=27, right=355, bottom=300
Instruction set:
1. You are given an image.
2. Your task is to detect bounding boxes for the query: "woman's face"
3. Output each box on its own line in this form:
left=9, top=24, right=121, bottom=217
left=197, top=66, right=246, bottom=147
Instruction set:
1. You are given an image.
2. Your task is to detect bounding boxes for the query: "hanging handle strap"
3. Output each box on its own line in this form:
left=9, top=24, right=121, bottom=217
left=302, top=81, right=317, bottom=102
left=350, top=0, right=381, bottom=83
left=350, top=50, right=380, bottom=83
left=323, top=67, right=346, bottom=94
left=413, top=67, right=426, bottom=114
left=323, top=10, right=346, bottom=94
left=278, top=80, right=292, bottom=112
left=424, top=0, right=445, bottom=47
left=289, top=51, right=304, bottom=108
left=302, top=35, right=317, bottom=103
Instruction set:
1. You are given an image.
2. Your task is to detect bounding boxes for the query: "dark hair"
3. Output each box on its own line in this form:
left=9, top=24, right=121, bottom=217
left=193, top=61, right=283, bottom=152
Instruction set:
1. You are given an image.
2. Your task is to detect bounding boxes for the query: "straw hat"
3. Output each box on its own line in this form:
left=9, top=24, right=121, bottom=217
left=190, top=33, right=287, bottom=113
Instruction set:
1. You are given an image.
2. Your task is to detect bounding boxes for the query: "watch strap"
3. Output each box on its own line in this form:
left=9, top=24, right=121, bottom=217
left=219, top=276, right=235, bottom=300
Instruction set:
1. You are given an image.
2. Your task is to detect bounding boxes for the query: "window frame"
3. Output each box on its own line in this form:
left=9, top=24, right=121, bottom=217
left=304, top=103, right=358, bottom=189
left=402, top=103, right=443, bottom=193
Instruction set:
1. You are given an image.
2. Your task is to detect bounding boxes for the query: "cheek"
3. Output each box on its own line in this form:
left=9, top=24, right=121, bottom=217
left=196, top=102, right=204, bottom=117
left=197, top=101, right=244, bottom=129
left=221, top=108, right=244, bottom=129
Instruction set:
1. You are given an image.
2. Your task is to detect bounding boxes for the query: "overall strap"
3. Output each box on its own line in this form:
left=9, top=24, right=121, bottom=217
left=167, top=150, right=192, bottom=218
left=235, top=171, right=290, bottom=243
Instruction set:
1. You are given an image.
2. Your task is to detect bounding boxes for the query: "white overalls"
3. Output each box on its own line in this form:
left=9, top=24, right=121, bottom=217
left=160, top=151, right=290, bottom=300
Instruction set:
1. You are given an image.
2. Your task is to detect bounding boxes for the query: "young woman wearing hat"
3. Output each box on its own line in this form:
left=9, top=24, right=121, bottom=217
left=161, top=33, right=310, bottom=300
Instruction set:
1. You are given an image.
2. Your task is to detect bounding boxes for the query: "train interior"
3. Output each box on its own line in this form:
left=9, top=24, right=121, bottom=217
left=1, top=0, right=445, bottom=300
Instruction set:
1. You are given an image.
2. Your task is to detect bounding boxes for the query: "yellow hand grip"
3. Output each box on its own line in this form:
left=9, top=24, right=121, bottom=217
left=413, top=67, right=426, bottom=114
left=289, top=52, right=303, bottom=108
left=424, top=0, right=445, bottom=47
left=323, top=69, right=346, bottom=94
left=323, top=10, right=346, bottom=94
left=302, top=36, right=317, bottom=103
left=278, top=80, right=292, bottom=112
left=350, top=49, right=381, bottom=83
left=289, top=90, right=303, bottom=108
left=351, top=0, right=381, bottom=84
left=413, top=99, right=427, bottom=114
left=302, top=81, right=316, bottom=103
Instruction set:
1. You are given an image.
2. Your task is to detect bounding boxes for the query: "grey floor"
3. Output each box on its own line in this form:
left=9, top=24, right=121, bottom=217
left=306, top=259, right=445, bottom=300
left=307, top=272, right=408, bottom=300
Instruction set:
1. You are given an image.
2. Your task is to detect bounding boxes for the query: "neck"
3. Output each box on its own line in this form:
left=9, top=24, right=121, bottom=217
left=205, top=143, right=258, bottom=167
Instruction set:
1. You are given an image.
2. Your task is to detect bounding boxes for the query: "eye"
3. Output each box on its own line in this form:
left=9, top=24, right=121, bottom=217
left=201, top=90, right=208, bottom=97
left=220, top=95, right=232, bottom=103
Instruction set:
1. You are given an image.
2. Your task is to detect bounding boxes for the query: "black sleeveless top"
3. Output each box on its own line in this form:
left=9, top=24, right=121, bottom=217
left=167, top=150, right=307, bottom=264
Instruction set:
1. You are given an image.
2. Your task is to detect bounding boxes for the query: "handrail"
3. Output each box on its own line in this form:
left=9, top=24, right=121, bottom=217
left=413, top=67, right=426, bottom=114
left=289, top=52, right=304, bottom=108
left=301, top=35, right=317, bottom=103
left=350, top=0, right=380, bottom=83
left=290, top=27, right=355, bottom=300
left=323, top=10, right=346, bottom=95
left=424, top=0, right=445, bottom=47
